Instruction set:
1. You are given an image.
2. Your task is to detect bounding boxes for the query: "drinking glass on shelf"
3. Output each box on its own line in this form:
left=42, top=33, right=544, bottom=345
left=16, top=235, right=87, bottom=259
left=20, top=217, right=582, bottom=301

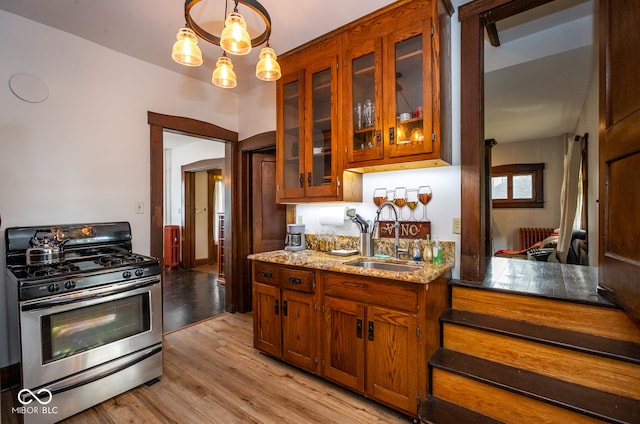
left=393, top=187, right=407, bottom=220
left=406, top=189, right=419, bottom=221
left=373, top=188, right=387, bottom=207
left=418, top=185, right=432, bottom=220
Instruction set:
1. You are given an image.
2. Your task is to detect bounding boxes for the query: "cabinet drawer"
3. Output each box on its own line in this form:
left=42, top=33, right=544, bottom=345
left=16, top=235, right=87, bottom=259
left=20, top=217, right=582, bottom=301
left=254, top=262, right=280, bottom=285
left=323, top=272, right=418, bottom=312
left=281, top=267, right=315, bottom=293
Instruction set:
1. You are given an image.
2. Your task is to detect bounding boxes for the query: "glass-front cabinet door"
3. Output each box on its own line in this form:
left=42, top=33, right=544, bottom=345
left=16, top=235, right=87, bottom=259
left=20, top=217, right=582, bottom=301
left=303, top=54, right=338, bottom=198
left=386, top=27, right=433, bottom=158
left=345, top=37, right=384, bottom=164
left=277, top=70, right=305, bottom=201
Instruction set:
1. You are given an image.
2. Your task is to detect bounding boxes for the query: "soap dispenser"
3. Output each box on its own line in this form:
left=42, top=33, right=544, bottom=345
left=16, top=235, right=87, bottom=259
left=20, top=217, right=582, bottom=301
left=423, top=235, right=433, bottom=263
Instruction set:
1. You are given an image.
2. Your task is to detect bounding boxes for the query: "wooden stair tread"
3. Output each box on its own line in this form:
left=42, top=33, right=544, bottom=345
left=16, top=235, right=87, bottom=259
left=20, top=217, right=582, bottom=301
left=441, top=309, right=640, bottom=365
left=430, top=348, right=640, bottom=424
left=419, top=395, right=504, bottom=424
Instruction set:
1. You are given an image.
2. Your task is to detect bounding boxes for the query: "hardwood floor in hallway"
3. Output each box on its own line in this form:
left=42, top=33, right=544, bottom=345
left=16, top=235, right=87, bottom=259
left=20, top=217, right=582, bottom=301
left=61, top=313, right=407, bottom=423
left=163, top=267, right=226, bottom=333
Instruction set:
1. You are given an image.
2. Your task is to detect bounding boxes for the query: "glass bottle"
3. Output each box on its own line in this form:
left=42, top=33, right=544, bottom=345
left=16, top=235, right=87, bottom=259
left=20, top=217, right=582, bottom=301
left=423, top=235, right=432, bottom=263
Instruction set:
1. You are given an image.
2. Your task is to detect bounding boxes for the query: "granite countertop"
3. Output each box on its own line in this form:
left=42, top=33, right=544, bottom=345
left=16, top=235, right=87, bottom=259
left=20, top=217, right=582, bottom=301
left=247, top=249, right=452, bottom=285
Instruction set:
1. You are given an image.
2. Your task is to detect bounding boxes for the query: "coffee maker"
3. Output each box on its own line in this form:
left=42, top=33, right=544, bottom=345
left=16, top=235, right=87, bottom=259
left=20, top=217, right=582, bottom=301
left=285, top=224, right=306, bottom=251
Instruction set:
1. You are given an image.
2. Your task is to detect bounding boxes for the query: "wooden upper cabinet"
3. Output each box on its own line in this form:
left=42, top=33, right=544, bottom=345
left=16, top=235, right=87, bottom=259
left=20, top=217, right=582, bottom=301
left=276, top=0, right=451, bottom=202
left=276, top=38, right=362, bottom=203
left=343, top=0, right=453, bottom=171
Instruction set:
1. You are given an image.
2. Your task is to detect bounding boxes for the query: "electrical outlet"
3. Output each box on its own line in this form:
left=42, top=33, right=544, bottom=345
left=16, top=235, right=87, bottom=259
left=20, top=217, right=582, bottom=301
left=452, top=217, right=461, bottom=234
left=135, top=201, right=144, bottom=214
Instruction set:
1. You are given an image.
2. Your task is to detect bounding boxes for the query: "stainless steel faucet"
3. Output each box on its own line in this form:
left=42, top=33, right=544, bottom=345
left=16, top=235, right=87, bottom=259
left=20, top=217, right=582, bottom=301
left=373, top=201, right=408, bottom=259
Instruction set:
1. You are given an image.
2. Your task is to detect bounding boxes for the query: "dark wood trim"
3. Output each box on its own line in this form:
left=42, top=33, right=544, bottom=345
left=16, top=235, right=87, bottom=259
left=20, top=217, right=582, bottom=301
left=460, top=7, right=486, bottom=282
left=233, top=131, right=277, bottom=312
left=458, top=0, right=559, bottom=281
left=239, top=131, right=278, bottom=152
left=148, top=111, right=237, bottom=312
left=183, top=171, right=196, bottom=269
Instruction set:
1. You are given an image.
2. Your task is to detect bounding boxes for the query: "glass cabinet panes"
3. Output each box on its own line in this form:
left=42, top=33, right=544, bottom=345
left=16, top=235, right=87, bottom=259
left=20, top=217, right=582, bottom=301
left=393, top=34, right=428, bottom=152
left=282, top=78, right=302, bottom=193
left=310, top=67, right=332, bottom=188
left=352, top=53, right=378, bottom=152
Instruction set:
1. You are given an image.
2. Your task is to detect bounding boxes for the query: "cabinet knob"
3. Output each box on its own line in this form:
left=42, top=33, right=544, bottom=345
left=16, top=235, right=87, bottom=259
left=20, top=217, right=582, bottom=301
left=288, top=277, right=302, bottom=285
left=368, top=321, right=375, bottom=341
left=356, top=318, right=363, bottom=339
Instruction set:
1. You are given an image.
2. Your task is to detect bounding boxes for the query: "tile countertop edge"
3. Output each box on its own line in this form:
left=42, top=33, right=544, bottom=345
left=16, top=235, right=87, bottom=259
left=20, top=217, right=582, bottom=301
left=247, top=250, right=452, bottom=285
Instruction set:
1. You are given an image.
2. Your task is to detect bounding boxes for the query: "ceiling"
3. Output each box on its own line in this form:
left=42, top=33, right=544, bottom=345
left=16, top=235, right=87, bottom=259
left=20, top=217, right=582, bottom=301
left=1, top=0, right=595, bottom=145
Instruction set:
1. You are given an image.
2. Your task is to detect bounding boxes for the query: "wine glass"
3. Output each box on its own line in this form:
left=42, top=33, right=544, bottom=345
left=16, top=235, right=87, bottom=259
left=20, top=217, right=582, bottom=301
left=393, top=187, right=407, bottom=220
left=418, top=185, right=432, bottom=220
left=384, top=189, right=395, bottom=220
left=406, top=189, right=419, bottom=221
left=373, top=188, right=387, bottom=207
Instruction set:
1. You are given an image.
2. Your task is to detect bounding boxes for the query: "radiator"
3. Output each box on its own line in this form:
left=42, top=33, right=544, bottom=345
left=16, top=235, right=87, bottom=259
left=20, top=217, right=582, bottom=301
left=519, top=227, right=554, bottom=250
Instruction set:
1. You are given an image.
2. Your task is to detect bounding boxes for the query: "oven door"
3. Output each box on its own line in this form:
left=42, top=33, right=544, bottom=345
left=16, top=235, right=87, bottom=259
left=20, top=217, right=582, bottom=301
left=19, top=275, right=162, bottom=389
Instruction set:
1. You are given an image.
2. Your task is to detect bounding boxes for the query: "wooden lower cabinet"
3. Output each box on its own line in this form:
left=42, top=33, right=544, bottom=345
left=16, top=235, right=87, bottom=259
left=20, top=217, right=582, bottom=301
left=252, top=262, right=319, bottom=374
left=323, top=275, right=420, bottom=416
left=252, top=261, right=448, bottom=417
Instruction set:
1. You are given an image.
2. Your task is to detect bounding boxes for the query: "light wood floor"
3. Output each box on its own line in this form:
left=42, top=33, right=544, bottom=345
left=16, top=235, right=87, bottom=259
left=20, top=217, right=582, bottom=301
left=58, top=313, right=408, bottom=423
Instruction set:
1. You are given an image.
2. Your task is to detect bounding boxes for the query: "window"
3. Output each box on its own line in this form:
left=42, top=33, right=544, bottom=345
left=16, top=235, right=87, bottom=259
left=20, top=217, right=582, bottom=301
left=491, top=163, right=544, bottom=208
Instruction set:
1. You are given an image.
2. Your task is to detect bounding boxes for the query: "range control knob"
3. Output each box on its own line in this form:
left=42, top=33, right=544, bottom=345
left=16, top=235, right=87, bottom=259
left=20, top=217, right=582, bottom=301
left=47, top=283, right=60, bottom=293
left=64, top=280, right=77, bottom=290
left=123, top=271, right=132, bottom=279
left=135, top=269, right=144, bottom=277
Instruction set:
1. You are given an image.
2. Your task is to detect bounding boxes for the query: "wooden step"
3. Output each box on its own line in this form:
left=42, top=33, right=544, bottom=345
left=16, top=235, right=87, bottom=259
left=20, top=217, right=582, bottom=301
left=441, top=309, right=640, bottom=400
left=418, top=395, right=504, bottom=424
left=451, top=285, right=640, bottom=343
left=430, top=348, right=640, bottom=424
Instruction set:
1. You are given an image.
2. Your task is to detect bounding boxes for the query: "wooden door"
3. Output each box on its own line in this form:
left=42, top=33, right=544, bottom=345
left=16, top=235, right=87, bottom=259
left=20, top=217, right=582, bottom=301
left=282, top=289, right=317, bottom=373
left=323, top=297, right=365, bottom=393
left=253, top=282, right=282, bottom=358
left=365, top=305, right=418, bottom=414
left=252, top=153, right=286, bottom=253
left=598, top=0, right=640, bottom=318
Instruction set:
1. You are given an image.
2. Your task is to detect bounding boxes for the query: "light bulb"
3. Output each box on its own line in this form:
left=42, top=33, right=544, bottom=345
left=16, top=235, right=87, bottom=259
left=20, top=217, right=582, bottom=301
left=256, top=47, right=282, bottom=81
left=212, top=55, right=237, bottom=89
left=220, top=12, right=252, bottom=55
left=171, top=28, right=203, bottom=66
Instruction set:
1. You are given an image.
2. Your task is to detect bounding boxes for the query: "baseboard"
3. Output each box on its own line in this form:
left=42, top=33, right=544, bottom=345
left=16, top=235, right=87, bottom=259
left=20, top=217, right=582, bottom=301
left=1, top=363, right=20, bottom=391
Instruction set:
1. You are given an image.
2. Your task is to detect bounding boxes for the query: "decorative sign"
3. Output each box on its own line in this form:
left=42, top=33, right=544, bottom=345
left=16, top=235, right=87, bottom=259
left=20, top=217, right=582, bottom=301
left=378, top=221, right=431, bottom=239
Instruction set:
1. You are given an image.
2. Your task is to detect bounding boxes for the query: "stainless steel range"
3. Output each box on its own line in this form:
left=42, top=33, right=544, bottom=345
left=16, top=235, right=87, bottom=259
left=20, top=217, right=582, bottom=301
left=5, top=222, right=162, bottom=424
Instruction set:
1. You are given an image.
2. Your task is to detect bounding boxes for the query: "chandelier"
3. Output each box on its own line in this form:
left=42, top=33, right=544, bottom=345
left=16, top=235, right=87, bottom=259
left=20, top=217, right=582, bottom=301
left=171, top=0, right=282, bottom=89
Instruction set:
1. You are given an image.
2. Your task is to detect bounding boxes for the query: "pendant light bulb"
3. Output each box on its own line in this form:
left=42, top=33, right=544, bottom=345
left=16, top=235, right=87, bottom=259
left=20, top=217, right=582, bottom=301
left=256, top=46, right=281, bottom=81
left=220, top=11, right=252, bottom=55
left=171, top=27, right=203, bottom=66
left=212, top=54, right=237, bottom=89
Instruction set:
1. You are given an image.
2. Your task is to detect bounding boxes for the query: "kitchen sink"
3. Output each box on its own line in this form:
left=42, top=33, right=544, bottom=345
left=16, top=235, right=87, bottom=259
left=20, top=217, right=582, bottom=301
left=344, top=259, right=422, bottom=273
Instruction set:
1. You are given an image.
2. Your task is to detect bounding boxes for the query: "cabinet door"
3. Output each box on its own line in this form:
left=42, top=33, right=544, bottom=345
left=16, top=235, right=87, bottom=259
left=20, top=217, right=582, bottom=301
left=253, top=282, right=282, bottom=358
left=323, top=297, right=365, bottom=393
left=304, top=54, right=339, bottom=198
left=365, top=305, right=418, bottom=414
left=282, top=289, right=317, bottom=373
left=385, top=12, right=434, bottom=159
left=277, top=69, right=305, bottom=201
left=344, top=33, right=384, bottom=164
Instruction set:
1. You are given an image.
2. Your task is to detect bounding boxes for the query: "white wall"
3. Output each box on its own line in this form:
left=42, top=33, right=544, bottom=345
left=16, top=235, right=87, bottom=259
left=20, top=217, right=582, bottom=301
left=491, top=137, right=564, bottom=252
left=166, top=139, right=226, bottom=226
left=0, top=11, right=238, bottom=367
left=238, top=83, right=277, bottom=140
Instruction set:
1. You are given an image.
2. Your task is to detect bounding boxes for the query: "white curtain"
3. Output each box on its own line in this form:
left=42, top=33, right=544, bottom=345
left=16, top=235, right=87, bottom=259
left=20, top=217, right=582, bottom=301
left=556, top=135, right=585, bottom=263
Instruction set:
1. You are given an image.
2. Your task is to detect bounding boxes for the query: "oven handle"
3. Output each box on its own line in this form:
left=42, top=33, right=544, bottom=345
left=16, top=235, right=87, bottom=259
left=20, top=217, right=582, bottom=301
left=21, top=277, right=160, bottom=312
left=22, top=345, right=162, bottom=402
